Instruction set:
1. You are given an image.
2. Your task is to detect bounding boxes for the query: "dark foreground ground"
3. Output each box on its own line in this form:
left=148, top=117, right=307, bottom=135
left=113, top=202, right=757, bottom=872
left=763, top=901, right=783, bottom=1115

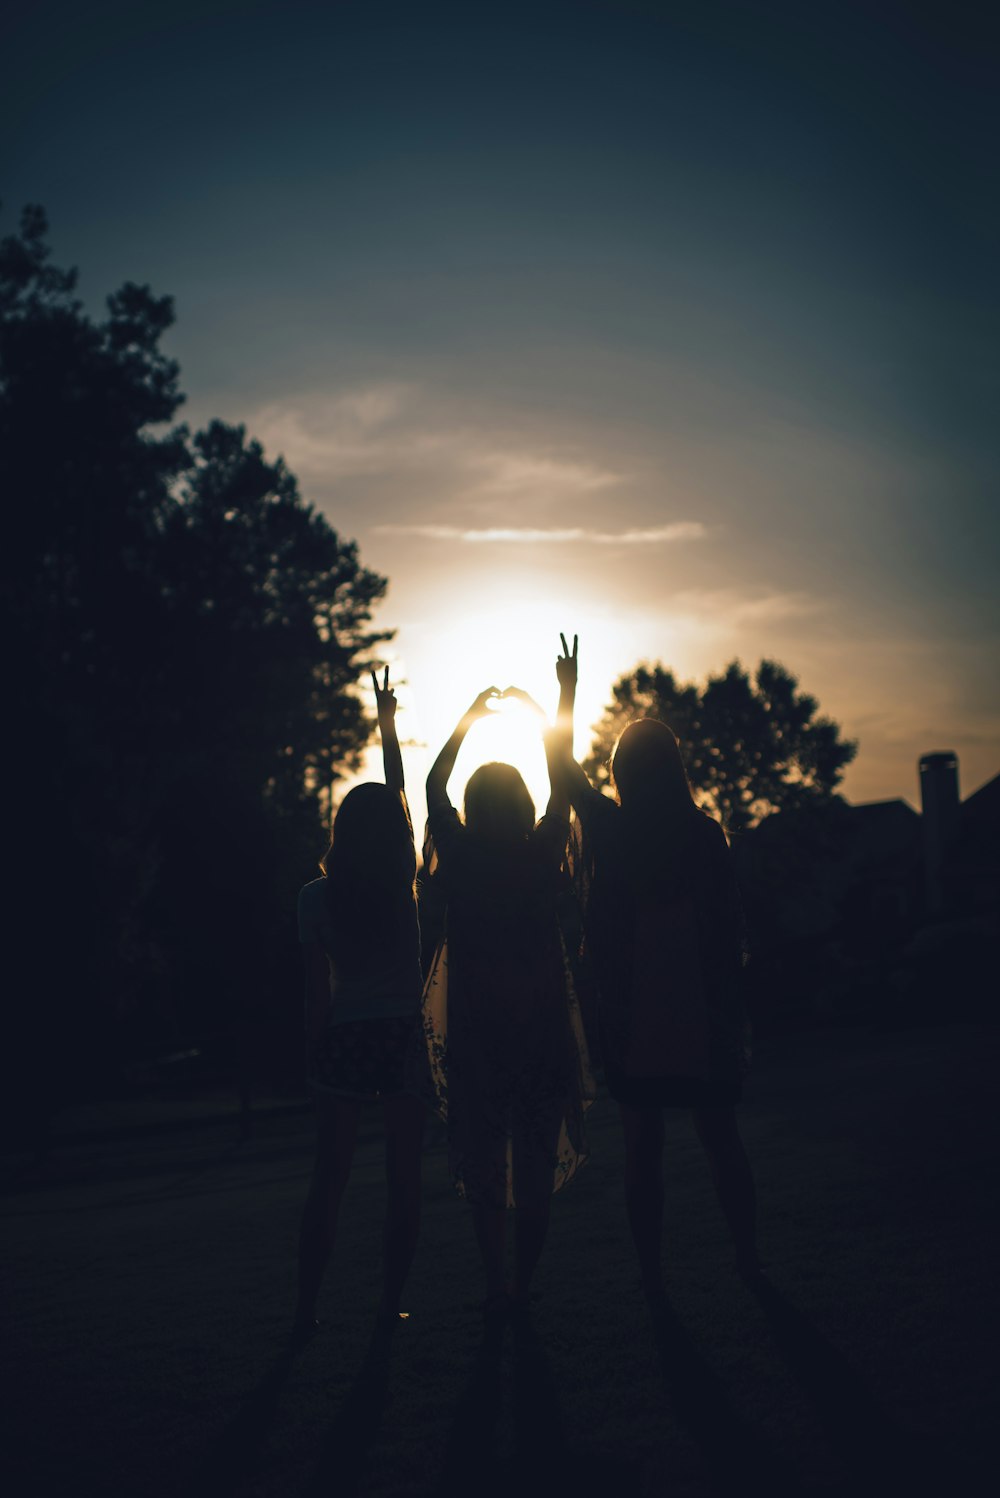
left=3, top=1021, right=998, bottom=1498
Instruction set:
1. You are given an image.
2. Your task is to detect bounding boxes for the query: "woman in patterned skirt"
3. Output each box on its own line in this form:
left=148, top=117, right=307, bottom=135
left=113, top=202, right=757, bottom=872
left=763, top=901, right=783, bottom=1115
left=420, top=655, right=593, bottom=1320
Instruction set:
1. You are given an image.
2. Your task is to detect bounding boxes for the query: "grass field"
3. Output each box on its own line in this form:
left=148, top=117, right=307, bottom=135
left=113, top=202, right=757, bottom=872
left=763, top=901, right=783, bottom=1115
left=3, top=1022, right=997, bottom=1497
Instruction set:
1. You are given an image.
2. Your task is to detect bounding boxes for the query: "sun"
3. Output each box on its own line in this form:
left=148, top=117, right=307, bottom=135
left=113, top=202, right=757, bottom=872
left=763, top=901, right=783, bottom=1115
left=395, top=582, right=631, bottom=821
left=406, top=591, right=572, bottom=820
left=448, top=694, right=553, bottom=820
left=351, top=570, right=655, bottom=839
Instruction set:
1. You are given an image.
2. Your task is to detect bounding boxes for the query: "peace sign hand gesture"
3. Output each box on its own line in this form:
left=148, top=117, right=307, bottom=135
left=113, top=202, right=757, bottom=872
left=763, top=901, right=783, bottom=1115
left=371, top=666, right=397, bottom=724
left=556, top=632, right=578, bottom=690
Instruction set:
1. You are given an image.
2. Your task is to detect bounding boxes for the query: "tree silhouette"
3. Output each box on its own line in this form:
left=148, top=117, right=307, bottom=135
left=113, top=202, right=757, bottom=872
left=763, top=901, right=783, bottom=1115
left=160, top=419, right=389, bottom=822
left=0, top=205, right=389, bottom=1121
left=585, top=660, right=857, bottom=835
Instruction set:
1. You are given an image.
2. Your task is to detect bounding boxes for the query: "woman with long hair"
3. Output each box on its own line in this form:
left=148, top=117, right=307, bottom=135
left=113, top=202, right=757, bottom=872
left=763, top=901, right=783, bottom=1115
left=293, top=669, right=424, bottom=1341
left=420, top=663, right=593, bottom=1320
left=551, top=638, right=759, bottom=1303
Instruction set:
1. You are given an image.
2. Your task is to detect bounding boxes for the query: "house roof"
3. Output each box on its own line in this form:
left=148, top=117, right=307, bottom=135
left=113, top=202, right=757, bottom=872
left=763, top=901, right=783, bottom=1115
left=850, top=797, right=919, bottom=824
left=961, top=772, right=1000, bottom=829
left=845, top=798, right=921, bottom=864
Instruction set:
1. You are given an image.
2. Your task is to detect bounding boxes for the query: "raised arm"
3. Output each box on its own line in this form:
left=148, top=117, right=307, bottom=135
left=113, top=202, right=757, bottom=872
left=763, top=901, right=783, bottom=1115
left=500, top=684, right=568, bottom=821
left=546, top=632, right=603, bottom=813
left=371, top=666, right=404, bottom=798
left=426, top=687, right=500, bottom=813
left=555, top=631, right=577, bottom=748
left=541, top=632, right=576, bottom=820
left=541, top=730, right=570, bottom=822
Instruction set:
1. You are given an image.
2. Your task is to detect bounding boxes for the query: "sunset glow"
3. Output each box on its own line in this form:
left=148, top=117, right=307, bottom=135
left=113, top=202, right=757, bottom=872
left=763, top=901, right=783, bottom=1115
left=12, top=0, right=995, bottom=821
left=361, top=587, right=643, bottom=833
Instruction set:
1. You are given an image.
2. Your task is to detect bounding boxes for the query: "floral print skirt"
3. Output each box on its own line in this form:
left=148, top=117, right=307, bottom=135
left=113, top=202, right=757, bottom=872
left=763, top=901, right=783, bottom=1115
left=417, top=937, right=595, bottom=1208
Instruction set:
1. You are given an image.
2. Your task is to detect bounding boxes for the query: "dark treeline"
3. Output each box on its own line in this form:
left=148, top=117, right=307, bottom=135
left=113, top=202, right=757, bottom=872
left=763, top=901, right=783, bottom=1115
left=1, top=206, right=388, bottom=1134
left=586, top=660, right=857, bottom=836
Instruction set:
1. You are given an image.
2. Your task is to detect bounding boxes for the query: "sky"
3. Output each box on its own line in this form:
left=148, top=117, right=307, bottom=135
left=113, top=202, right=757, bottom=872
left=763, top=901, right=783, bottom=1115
left=4, top=0, right=998, bottom=826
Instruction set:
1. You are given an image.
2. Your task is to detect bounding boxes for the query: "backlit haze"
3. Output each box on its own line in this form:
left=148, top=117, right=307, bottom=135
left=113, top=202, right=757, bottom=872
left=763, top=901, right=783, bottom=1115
left=5, top=0, right=997, bottom=835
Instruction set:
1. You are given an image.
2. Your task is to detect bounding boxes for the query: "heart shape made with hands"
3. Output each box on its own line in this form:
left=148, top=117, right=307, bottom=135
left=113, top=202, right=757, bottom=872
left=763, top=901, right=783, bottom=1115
left=481, top=688, right=547, bottom=723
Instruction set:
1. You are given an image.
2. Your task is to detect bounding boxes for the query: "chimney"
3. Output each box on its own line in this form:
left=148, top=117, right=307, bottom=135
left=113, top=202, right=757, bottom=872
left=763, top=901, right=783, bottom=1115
left=919, top=751, right=960, bottom=916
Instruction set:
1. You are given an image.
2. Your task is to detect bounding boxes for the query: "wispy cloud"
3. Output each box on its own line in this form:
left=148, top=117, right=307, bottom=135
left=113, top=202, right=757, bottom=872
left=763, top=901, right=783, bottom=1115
left=249, top=384, right=416, bottom=480
left=665, top=588, right=824, bottom=631
left=374, top=522, right=708, bottom=545
left=725, top=591, right=822, bottom=625
left=247, top=384, right=627, bottom=511
left=468, top=452, right=622, bottom=496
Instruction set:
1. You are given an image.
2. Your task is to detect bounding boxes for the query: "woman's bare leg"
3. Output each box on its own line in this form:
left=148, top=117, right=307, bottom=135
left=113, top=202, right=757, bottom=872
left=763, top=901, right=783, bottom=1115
left=295, top=1095, right=361, bottom=1327
left=619, top=1103, right=666, bottom=1299
left=472, top=1205, right=508, bottom=1301
left=512, top=1206, right=549, bottom=1303
left=381, top=1093, right=425, bottom=1314
left=465, top=1082, right=511, bottom=1303
left=692, top=1105, right=759, bottom=1274
left=510, top=1101, right=562, bottom=1302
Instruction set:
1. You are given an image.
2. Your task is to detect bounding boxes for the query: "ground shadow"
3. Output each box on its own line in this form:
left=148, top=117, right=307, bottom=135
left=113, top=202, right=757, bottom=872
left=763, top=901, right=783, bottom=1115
left=512, top=1312, right=565, bottom=1486
left=750, top=1277, right=982, bottom=1498
left=197, top=1341, right=299, bottom=1495
left=433, top=1311, right=506, bottom=1496
left=305, top=1314, right=397, bottom=1496
left=650, top=1298, right=800, bottom=1497
left=511, top=1312, right=638, bottom=1497
left=434, top=1308, right=636, bottom=1498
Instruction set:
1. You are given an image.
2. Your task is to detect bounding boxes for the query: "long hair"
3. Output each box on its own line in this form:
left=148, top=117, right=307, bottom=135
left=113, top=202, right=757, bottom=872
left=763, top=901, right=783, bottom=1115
left=451, top=762, right=561, bottom=966
left=609, top=718, right=701, bottom=890
left=322, top=783, right=416, bottom=972
left=610, top=718, right=696, bottom=815
left=463, top=761, right=536, bottom=843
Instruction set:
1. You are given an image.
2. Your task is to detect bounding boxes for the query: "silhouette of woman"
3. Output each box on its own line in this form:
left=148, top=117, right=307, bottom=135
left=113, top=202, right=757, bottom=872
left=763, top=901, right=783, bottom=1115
left=550, top=637, right=759, bottom=1301
left=293, top=668, right=425, bottom=1340
left=420, top=664, right=593, bottom=1319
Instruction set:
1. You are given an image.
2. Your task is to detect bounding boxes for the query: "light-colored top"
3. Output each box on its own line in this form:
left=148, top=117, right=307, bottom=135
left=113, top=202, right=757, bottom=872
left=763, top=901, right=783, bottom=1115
left=297, top=877, right=423, bottom=1025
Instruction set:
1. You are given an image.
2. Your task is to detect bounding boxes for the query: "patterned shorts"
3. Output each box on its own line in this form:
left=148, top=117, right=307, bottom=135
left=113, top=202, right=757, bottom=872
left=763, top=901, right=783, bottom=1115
left=310, top=1015, right=419, bottom=1100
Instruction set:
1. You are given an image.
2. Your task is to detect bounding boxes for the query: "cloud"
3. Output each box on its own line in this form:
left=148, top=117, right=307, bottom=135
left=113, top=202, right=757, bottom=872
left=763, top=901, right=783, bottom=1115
left=468, top=452, right=622, bottom=495
left=725, top=591, right=823, bottom=625
left=248, top=384, right=416, bottom=480
left=374, top=522, right=708, bottom=545
left=624, top=589, right=828, bottom=669
left=246, top=384, right=627, bottom=512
